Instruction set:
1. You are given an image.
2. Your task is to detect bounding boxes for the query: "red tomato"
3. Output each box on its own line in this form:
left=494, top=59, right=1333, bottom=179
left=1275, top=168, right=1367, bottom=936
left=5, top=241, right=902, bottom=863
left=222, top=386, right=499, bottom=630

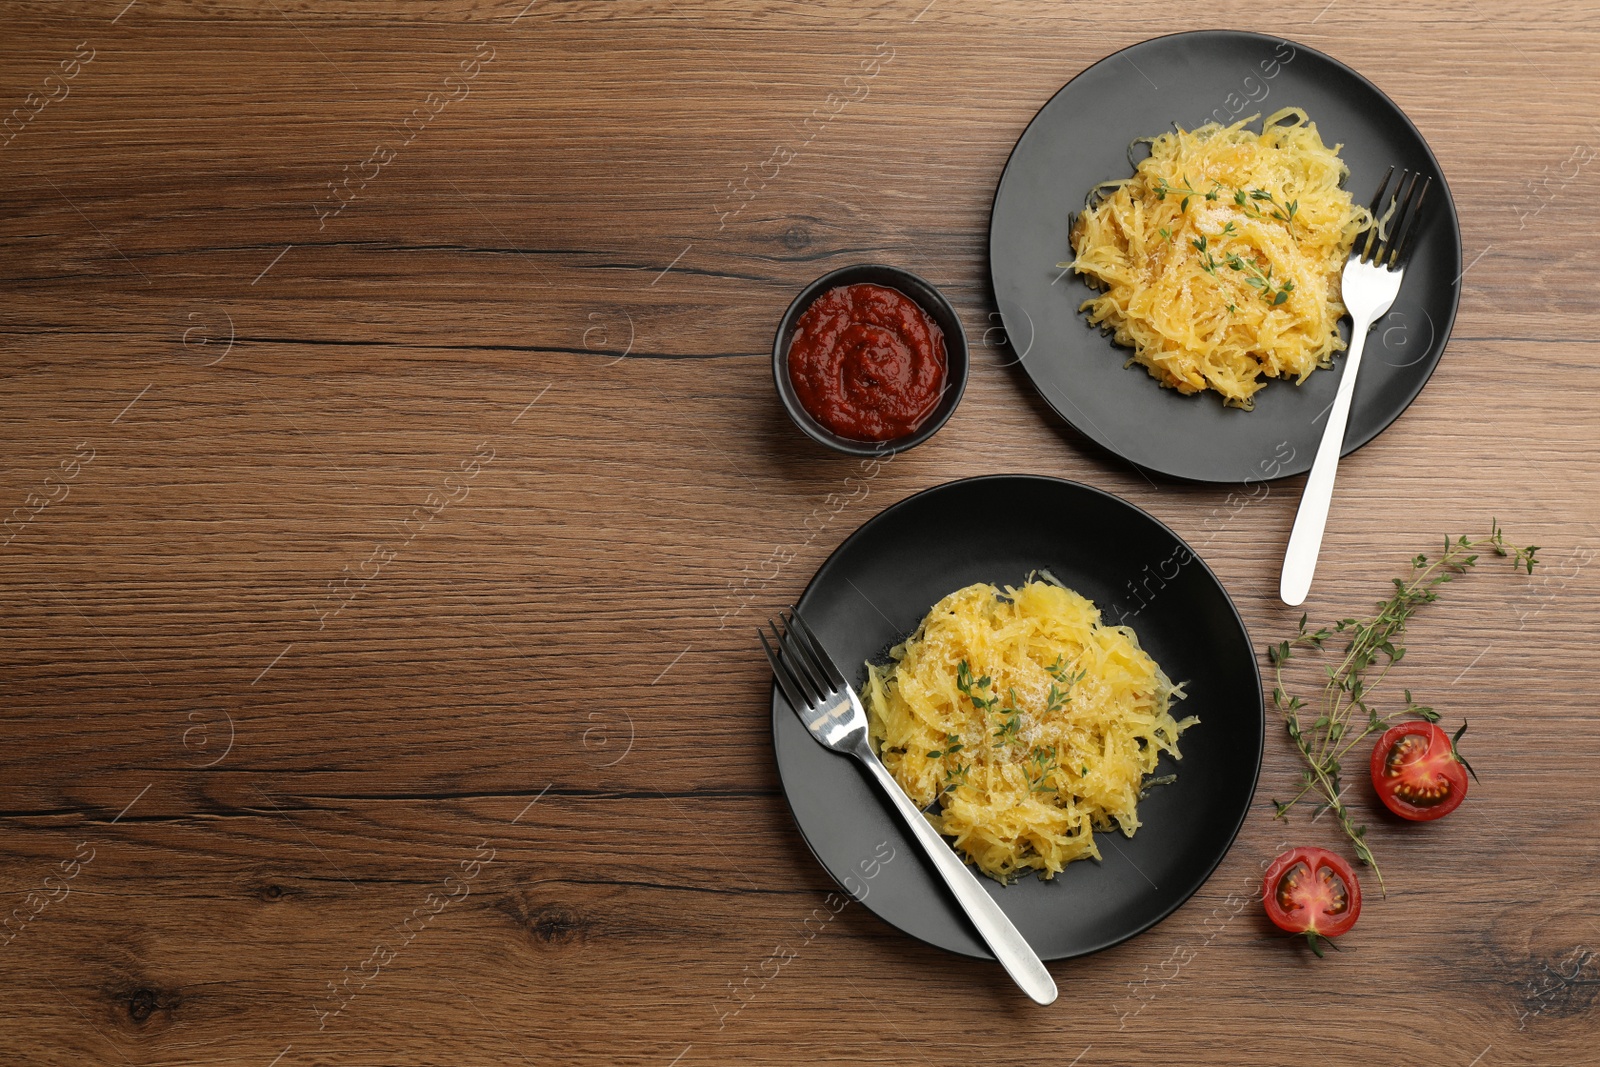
left=1262, top=847, right=1361, bottom=955
left=1369, top=721, right=1470, bottom=821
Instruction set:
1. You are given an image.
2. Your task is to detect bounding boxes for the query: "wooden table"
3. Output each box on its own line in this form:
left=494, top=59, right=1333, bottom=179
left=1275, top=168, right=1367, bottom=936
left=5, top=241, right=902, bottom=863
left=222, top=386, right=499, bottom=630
left=3, top=2, right=1597, bottom=1064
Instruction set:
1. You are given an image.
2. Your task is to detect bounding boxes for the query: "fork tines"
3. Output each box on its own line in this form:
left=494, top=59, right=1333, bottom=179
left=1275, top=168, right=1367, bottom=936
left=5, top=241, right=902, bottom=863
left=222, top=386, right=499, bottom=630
left=1359, top=166, right=1432, bottom=270
left=759, top=609, right=844, bottom=713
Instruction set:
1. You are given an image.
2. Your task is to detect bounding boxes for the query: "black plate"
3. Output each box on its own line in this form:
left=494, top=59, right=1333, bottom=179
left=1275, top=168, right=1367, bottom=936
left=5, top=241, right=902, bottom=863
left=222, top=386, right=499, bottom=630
left=770, top=476, right=1263, bottom=960
left=988, top=30, right=1462, bottom=483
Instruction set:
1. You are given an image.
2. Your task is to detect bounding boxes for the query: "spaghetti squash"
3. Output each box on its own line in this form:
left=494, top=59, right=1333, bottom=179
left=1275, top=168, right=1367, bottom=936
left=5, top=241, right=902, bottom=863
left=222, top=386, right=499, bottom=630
left=1066, top=108, right=1371, bottom=408
left=864, top=577, right=1194, bottom=883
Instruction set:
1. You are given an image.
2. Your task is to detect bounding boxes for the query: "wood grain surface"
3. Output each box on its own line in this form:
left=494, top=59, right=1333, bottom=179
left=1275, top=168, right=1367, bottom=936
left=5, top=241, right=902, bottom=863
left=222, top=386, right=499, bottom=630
left=3, top=1, right=1598, bottom=1064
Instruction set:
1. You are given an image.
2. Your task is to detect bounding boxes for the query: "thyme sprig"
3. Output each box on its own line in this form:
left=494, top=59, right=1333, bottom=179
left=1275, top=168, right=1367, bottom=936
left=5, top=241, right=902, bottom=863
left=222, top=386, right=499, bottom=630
left=1027, top=746, right=1059, bottom=794
left=941, top=758, right=971, bottom=796
left=1152, top=174, right=1223, bottom=212
left=1268, top=522, right=1538, bottom=891
left=1044, top=656, right=1087, bottom=715
left=1231, top=186, right=1300, bottom=224
left=931, top=726, right=971, bottom=796
left=955, top=659, right=1021, bottom=745
left=1225, top=252, right=1295, bottom=306
left=955, top=660, right=998, bottom=711
left=994, top=688, right=1024, bottom=745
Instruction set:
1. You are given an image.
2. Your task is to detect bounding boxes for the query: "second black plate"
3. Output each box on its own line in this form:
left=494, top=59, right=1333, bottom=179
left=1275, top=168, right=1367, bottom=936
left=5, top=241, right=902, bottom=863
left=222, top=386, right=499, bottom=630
left=771, top=476, right=1263, bottom=960
left=988, top=31, right=1462, bottom=483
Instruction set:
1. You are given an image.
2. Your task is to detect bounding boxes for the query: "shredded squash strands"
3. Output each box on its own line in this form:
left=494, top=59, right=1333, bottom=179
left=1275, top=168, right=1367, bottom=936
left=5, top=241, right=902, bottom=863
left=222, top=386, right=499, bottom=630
left=1067, top=108, right=1371, bottom=408
left=864, top=579, right=1195, bottom=884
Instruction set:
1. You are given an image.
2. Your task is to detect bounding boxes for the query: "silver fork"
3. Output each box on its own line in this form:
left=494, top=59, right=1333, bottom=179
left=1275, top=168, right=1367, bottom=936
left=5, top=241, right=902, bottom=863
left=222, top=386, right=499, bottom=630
left=760, top=608, right=1058, bottom=1006
left=1280, top=167, right=1432, bottom=606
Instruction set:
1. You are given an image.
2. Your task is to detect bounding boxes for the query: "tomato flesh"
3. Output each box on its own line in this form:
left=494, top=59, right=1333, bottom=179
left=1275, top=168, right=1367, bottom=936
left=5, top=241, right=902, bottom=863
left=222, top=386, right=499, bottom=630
left=1370, top=721, right=1468, bottom=821
left=1274, top=861, right=1347, bottom=918
left=1262, top=847, right=1361, bottom=948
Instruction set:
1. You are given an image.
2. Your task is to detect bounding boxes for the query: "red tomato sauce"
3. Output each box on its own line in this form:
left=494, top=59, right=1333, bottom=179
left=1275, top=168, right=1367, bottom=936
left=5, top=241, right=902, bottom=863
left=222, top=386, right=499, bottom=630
left=786, top=283, right=947, bottom=442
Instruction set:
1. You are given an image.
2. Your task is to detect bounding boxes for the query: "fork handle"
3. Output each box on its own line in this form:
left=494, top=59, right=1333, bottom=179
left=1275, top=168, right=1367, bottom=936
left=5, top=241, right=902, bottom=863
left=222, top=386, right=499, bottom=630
left=856, top=751, right=1058, bottom=1005
left=1279, top=309, right=1381, bottom=606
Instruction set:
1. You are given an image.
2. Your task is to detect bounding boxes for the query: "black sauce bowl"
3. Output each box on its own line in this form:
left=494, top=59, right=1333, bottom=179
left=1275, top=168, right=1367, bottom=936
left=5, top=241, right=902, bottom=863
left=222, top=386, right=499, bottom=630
left=772, top=264, right=969, bottom=457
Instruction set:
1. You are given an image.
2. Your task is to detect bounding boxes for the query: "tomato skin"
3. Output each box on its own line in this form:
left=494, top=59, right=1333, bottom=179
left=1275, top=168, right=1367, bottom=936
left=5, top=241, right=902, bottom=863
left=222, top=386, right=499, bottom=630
left=1369, top=721, right=1469, bottom=821
left=1262, top=847, right=1361, bottom=943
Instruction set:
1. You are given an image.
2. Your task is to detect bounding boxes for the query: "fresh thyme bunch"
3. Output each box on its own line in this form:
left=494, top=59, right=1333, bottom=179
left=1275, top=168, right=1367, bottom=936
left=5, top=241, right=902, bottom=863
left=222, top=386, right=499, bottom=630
left=1268, top=521, right=1537, bottom=890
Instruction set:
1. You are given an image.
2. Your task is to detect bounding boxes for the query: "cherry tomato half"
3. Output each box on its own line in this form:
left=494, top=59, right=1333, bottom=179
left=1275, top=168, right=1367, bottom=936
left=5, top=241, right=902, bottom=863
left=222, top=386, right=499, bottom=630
left=1262, top=847, right=1361, bottom=955
left=1369, top=721, right=1469, bottom=821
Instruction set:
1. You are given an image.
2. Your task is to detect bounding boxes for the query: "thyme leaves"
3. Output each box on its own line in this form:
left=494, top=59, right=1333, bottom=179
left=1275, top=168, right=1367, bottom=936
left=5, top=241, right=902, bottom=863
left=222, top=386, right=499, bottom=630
left=1268, top=523, right=1538, bottom=890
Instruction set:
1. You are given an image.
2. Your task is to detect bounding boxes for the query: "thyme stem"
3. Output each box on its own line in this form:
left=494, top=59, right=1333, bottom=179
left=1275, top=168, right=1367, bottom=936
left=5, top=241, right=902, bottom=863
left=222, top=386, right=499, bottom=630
left=1268, top=522, right=1538, bottom=892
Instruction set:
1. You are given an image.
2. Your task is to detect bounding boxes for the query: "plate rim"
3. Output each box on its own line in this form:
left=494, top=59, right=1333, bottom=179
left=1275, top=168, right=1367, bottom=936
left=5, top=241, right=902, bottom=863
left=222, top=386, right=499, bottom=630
left=769, top=473, right=1266, bottom=960
left=986, top=28, right=1464, bottom=485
